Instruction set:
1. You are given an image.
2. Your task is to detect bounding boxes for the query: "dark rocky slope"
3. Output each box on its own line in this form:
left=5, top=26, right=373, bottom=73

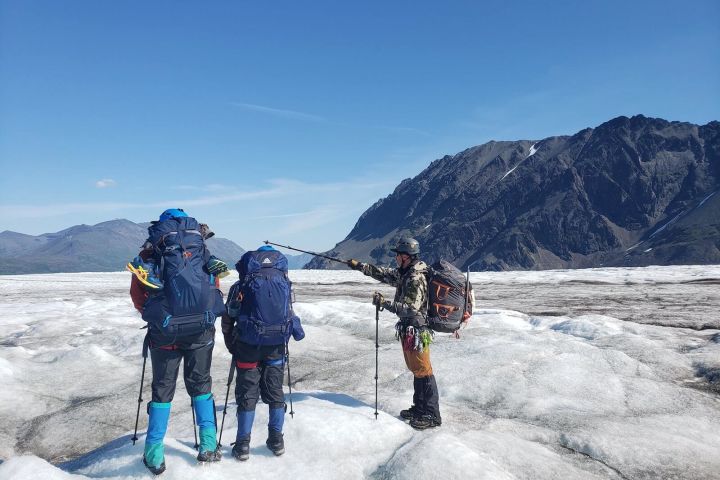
left=307, top=115, right=720, bottom=270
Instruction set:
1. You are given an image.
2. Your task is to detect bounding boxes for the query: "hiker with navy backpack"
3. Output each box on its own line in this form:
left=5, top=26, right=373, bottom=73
left=221, top=245, right=305, bottom=461
left=347, top=237, right=452, bottom=430
left=127, top=208, right=228, bottom=475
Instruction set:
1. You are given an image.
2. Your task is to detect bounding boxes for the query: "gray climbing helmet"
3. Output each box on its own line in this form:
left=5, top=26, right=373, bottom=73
left=391, top=237, right=420, bottom=255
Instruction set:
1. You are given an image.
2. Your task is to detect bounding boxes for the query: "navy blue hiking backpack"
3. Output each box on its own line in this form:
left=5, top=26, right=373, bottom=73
left=228, top=247, right=301, bottom=346
left=141, top=216, right=225, bottom=342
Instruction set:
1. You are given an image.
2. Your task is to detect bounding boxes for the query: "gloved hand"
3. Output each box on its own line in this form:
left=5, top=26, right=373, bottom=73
left=223, top=333, right=233, bottom=352
left=199, top=223, right=215, bottom=240
left=207, top=256, right=229, bottom=276
left=372, top=292, right=384, bottom=308
left=291, top=315, right=305, bottom=341
left=347, top=259, right=362, bottom=270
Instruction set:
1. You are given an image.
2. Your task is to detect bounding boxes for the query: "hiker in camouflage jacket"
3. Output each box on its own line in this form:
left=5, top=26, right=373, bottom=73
left=360, top=261, right=428, bottom=325
left=347, top=237, right=442, bottom=430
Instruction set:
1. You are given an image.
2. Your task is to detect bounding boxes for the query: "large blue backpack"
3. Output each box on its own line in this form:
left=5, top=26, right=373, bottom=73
left=141, top=216, right=225, bottom=342
left=228, top=247, right=294, bottom=346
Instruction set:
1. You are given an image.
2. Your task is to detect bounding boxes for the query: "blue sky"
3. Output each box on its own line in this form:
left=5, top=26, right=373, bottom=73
left=1, top=0, right=718, bottom=251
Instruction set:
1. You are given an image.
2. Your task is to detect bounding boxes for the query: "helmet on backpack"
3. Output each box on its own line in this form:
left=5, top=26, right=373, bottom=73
left=159, top=208, right=188, bottom=222
left=391, top=237, right=420, bottom=256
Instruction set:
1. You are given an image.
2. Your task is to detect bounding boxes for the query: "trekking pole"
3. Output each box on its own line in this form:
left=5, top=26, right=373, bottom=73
left=131, top=335, right=150, bottom=445
left=462, top=260, right=477, bottom=338
left=191, top=398, right=199, bottom=450
left=374, top=302, right=380, bottom=420
left=264, top=240, right=348, bottom=264
left=286, top=342, right=295, bottom=418
left=217, top=357, right=235, bottom=448
left=464, top=267, right=470, bottom=316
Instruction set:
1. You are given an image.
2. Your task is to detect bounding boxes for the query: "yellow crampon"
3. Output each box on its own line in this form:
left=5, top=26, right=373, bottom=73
left=126, top=262, right=163, bottom=290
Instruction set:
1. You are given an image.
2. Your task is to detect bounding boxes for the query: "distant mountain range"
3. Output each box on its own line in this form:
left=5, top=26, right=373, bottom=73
left=0, top=220, right=316, bottom=274
left=0, top=219, right=246, bottom=274
left=307, top=115, right=720, bottom=270
left=286, top=253, right=313, bottom=270
left=5, top=115, right=718, bottom=275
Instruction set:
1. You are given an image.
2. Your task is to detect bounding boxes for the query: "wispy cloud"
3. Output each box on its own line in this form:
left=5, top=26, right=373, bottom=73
left=231, top=103, right=434, bottom=138
left=0, top=178, right=396, bottom=219
left=231, top=102, right=326, bottom=122
left=172, top=184, right=232, bottom=192
left=242, top=210, right=320, bottom=221
left=95, top=179, right=116, bottom=188
left=375, top=126, right=433, bottom=137
left=277, top=206, right=348, bottom=236
left=0, top=201, right=140, bottom=218
left=222, top=207, right=345, bottom=234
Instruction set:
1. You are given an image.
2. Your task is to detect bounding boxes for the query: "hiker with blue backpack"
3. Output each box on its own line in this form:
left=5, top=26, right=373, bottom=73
left=127, top=208, right=228, bottom=475
left=221, top=245, right=305, bottom=461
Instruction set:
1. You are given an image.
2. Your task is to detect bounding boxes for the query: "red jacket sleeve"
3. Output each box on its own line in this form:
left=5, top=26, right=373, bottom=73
left=129, top=248, right=153, bottom=313
left=130, top=276, right=148, bottom=313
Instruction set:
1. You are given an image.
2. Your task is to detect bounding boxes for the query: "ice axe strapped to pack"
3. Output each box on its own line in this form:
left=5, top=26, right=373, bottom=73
left=426, top=260, right=474, bottom=333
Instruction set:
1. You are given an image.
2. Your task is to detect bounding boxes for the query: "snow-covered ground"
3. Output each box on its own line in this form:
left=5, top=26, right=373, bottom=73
left=1, top=265, right=719, bottom=479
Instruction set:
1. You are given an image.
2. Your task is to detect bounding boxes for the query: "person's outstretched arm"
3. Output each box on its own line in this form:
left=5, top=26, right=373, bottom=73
left=347, top=260, right=401, bottom=287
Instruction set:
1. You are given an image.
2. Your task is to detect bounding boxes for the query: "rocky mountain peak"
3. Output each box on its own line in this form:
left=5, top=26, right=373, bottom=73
left=307, top=115, right=720, bottom=270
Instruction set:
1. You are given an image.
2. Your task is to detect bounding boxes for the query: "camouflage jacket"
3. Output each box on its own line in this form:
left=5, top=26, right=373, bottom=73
left=360, top=259, right=428, bottom=326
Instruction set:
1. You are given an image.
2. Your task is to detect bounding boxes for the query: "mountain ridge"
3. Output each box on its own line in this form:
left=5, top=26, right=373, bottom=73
left=0, top=219, right=246, bottom=274
left=307, top=115, right=720, bottom=270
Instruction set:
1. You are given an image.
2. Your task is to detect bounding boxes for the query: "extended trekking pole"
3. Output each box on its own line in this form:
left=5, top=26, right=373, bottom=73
left=456, top=265, right=473, bottom=338
left=131, top=335, right=150, bottom=445
left=285, top=342, right=295, bottom=418
left=264, top=240, right=348, bottom=265
left=191, top=398, right=199, bottom=450
left=463, top=267, right=471, bottom=329
left=374, top=301, right=380, bottom=420
left=217, top=357, right=235, bottom=448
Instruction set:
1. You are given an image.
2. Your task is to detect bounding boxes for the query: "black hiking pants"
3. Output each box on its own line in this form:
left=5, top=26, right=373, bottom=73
left=414, top=375, right=441, bottom=422
left=233, top=342, right=286, bottom=411
left=150, top=329, right=215, bottom=403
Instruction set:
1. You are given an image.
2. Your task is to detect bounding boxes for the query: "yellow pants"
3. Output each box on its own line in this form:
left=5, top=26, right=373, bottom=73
left=402, top=345, right=433, bottom=378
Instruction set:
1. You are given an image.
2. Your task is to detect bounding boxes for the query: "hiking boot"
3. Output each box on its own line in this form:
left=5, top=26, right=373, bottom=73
left=266, top=430, right=285, bottom=456
left=409, top=415, right=441, bottom=430
left=400, top=405, right=420, bottom=420
left=143, top=457, right=166, bottom=476
left=197, top=447, right=221, bottom=463
left=231, top=439, right=250, bottom=462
